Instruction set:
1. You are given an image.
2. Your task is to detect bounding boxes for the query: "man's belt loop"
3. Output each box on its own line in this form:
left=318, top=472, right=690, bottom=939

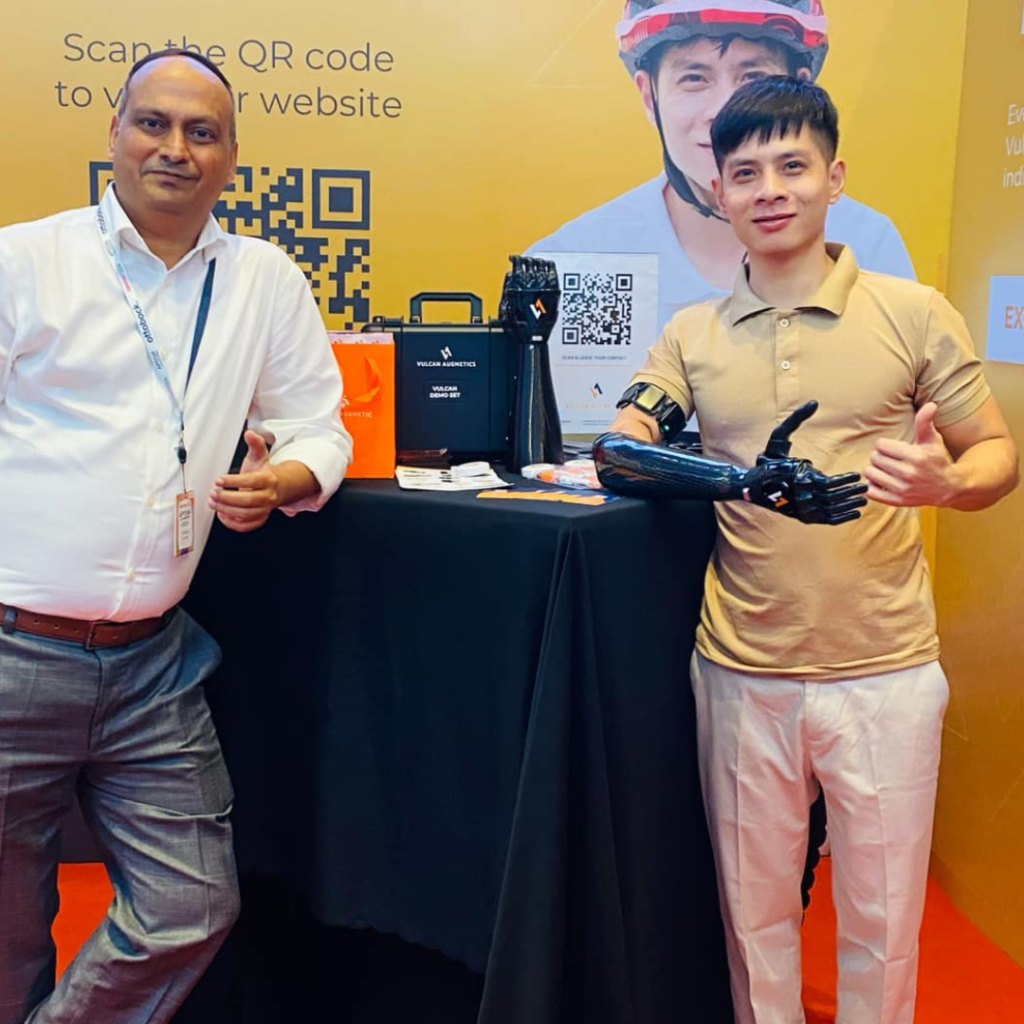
left=2, top=606, right=16, bottom=634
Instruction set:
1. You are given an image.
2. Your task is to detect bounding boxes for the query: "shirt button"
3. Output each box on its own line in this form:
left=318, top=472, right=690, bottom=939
left=145, top=496, right=156, bottom=508
left=126, top=568, right=136, bottom=581
left=779, top=318, right=791, bottom=328
left=152, top=420, right=163, bottom=434
left=780, top=360, right=792, bottom=370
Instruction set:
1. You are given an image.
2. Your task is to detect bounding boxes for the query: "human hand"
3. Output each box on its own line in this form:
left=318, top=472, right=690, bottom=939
left=864, top=403, right=955, bottom=507
left=499, top=255, right=560, bottom=345
left=209, top=430, right=281, bottom=533
left=742, top=401, right=868, bottom=525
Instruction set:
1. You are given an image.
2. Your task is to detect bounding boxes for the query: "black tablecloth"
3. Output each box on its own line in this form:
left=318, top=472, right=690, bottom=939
left=178, top=478, right=731, bottom=1023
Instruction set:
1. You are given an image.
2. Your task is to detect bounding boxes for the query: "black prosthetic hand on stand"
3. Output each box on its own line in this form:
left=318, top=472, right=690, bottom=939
left=501, top=256, right=564, bottom=472
left=594, top=400, right=868, bottom=526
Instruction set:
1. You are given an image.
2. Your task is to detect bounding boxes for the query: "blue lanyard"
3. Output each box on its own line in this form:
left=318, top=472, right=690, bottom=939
left=188, top=261, right=216, bottom=393
left=96, top=207, right=216, bottom=467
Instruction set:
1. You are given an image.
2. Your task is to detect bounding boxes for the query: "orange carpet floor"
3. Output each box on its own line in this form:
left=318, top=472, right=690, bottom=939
left=56, top=859, right=1024, bottom=1021
left=800, top=858, right=1024, bottom=1023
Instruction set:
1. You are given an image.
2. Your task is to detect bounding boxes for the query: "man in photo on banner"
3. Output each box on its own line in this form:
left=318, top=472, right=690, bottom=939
left=592, top=76, right=1018, bottom=1023
left=528, top=0, right=915, bottom=334
left=0, top=48, right=351, bottom=1024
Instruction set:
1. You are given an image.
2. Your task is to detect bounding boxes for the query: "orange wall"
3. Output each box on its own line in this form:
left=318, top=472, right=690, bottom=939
left=931, top=0, right=1024, bottom=969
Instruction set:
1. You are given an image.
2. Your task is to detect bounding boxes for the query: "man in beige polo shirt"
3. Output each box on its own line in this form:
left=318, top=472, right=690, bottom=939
left=593, top=77, right=1018, bottom=1024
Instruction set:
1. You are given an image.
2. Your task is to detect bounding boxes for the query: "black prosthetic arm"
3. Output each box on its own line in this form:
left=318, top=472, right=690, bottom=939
left=593, top=432, right=745, bottom=499
left=500, top=256, right=564, bottom=470
left=593, top=400, right=868, bottom=526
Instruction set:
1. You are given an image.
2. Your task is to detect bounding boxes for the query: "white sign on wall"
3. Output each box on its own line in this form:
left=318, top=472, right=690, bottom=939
left=987, top=275, right=1024, bottom=364
left=532, top=251, right=659, bottom=435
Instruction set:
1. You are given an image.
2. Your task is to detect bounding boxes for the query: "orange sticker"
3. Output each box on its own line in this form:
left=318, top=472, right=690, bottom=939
left=477, top=489, right=614, bottom=506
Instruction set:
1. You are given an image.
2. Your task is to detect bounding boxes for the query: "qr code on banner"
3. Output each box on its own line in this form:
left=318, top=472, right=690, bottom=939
left=560, top=271, right=633, bottom=346
left=89, top=163, right=372, bottom=329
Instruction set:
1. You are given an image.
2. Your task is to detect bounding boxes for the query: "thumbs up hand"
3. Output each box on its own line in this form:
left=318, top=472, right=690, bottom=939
left=864, top=403, right=955, bottom=507
left=209, top=429, right=282, bottom=532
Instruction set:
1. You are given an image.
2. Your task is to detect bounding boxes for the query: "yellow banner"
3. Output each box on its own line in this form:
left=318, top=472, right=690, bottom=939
left=1, top=0, right=967, bottom=330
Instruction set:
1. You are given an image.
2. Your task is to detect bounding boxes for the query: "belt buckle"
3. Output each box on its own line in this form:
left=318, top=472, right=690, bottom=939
left=84, top=621, right=105, bottom=650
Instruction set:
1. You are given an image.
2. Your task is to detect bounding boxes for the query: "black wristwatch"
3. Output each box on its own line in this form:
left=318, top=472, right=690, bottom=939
left=616, top=382, right=687, bottom=442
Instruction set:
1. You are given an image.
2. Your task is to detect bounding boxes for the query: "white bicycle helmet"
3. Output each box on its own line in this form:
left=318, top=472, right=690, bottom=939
left=618, top=0, right=828, bottom=79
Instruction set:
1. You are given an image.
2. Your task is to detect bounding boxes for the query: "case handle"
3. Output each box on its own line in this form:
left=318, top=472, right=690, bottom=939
left=409, top=291, right=484, bottom=324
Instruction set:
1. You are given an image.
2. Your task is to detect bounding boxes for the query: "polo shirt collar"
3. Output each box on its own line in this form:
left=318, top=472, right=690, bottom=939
left=727, top=243, right=859, bottom=325
left=100, top=183, right=228, bottom=265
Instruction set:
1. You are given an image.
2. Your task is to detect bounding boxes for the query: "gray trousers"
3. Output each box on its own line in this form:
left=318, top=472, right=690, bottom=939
left=0, top=609, right=240, bottom=1024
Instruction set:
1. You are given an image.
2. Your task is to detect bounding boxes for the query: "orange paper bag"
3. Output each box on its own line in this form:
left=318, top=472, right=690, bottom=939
left=329, top=332, right=396, bottom=479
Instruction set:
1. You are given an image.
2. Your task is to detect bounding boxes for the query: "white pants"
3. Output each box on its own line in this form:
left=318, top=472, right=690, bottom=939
left=691, top=653, right=949, bottom=1024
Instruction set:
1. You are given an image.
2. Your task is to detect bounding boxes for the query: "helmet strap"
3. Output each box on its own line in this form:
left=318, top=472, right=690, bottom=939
left=650, top=85, right=729, bottom=224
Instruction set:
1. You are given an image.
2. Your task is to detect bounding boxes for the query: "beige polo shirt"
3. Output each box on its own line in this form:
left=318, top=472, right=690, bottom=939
left=632, top=244, right=990, bottom=679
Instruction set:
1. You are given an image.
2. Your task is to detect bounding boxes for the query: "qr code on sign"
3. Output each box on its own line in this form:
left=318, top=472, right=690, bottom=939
left=560, top=272, right=633, bottom=345
left=89, top=162, right=372, bottom=330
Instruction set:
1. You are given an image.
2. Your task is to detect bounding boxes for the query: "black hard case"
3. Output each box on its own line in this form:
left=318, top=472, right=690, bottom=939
left=364, top=292, right=515, bottom=461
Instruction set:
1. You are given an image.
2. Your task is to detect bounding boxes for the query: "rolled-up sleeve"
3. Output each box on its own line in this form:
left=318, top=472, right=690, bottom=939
left=249, top=257, right=353, bottom=513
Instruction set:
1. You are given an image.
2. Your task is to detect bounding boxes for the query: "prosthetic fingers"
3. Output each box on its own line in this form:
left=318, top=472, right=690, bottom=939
left=593, top=399, right=868, bottom=526
left=499, top=256, right=561, bottom=345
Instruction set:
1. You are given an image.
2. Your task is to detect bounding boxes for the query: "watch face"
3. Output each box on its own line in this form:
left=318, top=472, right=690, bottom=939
left=636, top=385, right=665, bottom=412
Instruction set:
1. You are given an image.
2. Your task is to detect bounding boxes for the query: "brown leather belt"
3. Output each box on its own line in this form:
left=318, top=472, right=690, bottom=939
left=0, top=603, right=175, bottom=650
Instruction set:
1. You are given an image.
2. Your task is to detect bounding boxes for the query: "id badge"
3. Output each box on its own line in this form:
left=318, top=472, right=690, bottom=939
left=175, top=490, right=195, bottom=556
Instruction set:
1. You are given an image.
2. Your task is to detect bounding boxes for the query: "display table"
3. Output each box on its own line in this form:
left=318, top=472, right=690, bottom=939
left=175, top=478, right=732, bottom=1023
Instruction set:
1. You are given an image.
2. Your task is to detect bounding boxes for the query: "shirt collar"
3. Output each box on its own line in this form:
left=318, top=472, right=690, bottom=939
left=100, top=183, right=228, bottom=265
left=727, top=242, right=859, bottom=325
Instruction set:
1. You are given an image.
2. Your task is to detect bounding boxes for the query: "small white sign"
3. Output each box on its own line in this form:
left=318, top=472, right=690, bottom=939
left=531, top=251, right=659, bottom=434
left=987, top=275, right=1024, bottom=365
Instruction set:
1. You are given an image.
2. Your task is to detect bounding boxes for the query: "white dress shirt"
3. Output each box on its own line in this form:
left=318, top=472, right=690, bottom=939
left=0, top=185, right=351, bottom=620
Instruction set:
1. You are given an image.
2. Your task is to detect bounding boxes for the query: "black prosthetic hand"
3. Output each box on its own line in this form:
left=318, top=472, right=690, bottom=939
left=593, top=400, right=867, bottom=526
left=499, top=256, right=560, bottom=345
left=738, top=401, right=867, bottom=525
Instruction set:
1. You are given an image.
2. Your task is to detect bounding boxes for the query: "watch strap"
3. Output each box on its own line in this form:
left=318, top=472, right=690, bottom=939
left=615, top=382, right=687, bottom=442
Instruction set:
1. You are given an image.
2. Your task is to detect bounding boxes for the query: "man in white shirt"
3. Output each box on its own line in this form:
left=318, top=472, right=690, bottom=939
left=0, top=48, right=351, bottom=1024
left=528, top=0, right=915, bottom=334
